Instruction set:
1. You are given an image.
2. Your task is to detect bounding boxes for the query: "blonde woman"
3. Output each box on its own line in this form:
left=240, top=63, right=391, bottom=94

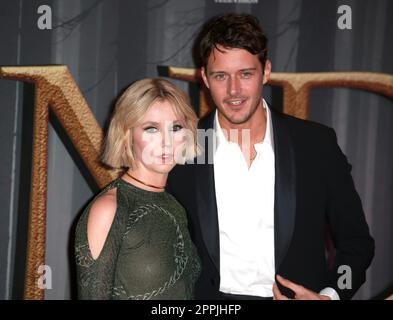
left=74, top=78, right=201, bottom=299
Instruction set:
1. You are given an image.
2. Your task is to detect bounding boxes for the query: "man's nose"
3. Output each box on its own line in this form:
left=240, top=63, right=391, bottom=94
left=228, top=76, right=240, bottom=96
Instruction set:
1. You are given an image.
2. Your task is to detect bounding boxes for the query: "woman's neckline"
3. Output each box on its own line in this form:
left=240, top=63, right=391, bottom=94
left=118, top=176, right=167, bottom=195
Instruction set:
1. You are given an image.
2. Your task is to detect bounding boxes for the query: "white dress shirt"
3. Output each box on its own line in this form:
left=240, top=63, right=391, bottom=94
left=214, top=99, right=275, bottom=297
left=213, top=99, right=340, bottom=300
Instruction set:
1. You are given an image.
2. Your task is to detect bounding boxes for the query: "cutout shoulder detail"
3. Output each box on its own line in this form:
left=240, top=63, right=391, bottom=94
left=87, top=188, right=117, bottom=260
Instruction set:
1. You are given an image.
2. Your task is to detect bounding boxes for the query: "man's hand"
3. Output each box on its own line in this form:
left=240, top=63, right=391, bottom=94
left=273, top=275, right=331, bottom=300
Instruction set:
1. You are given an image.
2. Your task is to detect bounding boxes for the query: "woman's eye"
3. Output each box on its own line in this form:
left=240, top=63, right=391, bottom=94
left=172, top=124, right=183, bottom=132
left=144, top=126, right=158, bottom=133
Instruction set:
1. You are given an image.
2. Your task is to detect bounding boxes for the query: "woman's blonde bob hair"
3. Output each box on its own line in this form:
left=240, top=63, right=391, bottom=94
left=102, top=78, right=199, bottom=169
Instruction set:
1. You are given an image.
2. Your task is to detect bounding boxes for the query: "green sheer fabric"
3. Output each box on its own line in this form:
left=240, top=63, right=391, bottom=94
left=75, top=178, right=201, bottom=300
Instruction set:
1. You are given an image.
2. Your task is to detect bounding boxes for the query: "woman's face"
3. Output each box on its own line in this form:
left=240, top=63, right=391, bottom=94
left=131, top=99, right=187, bottom=174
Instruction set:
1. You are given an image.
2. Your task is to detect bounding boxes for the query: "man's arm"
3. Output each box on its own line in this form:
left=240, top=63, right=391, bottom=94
left=324, top=128, right=375, bottom=300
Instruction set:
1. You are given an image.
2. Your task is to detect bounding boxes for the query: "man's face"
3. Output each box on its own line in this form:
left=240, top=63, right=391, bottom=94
left=201, top=46, right=271, bottom=126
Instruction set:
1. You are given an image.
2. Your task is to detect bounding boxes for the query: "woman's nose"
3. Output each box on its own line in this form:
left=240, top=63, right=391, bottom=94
left=161, top=129, right=173, bottom=148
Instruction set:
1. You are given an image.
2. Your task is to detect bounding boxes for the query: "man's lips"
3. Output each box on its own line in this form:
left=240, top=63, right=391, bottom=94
left=224, top=98, right=248, bottom=107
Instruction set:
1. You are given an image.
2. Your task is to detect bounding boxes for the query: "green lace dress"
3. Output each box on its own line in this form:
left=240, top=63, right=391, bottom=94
left=74, top=178, right=201, bottom=300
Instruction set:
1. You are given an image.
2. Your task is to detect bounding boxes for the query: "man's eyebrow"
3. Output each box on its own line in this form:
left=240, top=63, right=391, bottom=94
left=239, top=68, right=257, bottom=71
left=208, top=70, right=225, bottom=75
left=208, top=68, right=257, bottom=75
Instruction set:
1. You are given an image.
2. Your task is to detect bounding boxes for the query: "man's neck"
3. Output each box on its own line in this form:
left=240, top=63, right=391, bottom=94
left=218, top=103, right=267, bottom=146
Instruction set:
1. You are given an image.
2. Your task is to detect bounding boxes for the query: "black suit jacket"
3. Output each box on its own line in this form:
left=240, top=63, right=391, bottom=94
left=167, top=106, right=374, bottom=300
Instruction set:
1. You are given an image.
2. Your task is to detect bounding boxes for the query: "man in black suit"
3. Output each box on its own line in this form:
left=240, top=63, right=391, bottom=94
left=167, top=13, right=374, bottom=300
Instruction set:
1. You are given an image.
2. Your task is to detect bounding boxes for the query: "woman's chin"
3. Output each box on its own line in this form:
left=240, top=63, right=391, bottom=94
left=146, top=163, right=176, bottom=174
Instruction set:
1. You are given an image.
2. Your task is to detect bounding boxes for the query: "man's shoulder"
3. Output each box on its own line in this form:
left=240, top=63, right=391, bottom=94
left=271, top=107, right=336, bottom=142
left=198, top=107, right=336, bottom=138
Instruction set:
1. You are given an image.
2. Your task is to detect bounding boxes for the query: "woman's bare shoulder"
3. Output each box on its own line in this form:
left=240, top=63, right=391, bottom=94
left=87, top=188, right=118, bottom=259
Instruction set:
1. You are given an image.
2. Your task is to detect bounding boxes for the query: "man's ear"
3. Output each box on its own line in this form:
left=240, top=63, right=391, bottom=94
left=201, top=67, right=210, bottom=89
left=262, top=60, right=271, bottom=85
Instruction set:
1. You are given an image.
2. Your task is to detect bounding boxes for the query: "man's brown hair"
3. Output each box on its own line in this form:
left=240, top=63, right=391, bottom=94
left=198, top=13, right=268, bottom=69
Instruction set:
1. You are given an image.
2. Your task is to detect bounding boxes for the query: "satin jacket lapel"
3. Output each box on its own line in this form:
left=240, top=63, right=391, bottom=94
left=270, top=108, right=297, bottom=272
left=196, top=112, right=220, bottom=273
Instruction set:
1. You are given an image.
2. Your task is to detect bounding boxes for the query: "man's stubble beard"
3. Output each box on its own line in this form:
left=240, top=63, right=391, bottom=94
left=218, top=98, right=262, bottom=126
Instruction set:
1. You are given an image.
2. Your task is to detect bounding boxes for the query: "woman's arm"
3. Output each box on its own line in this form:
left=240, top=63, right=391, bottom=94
left=75, top=189, right=120, bottom=299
